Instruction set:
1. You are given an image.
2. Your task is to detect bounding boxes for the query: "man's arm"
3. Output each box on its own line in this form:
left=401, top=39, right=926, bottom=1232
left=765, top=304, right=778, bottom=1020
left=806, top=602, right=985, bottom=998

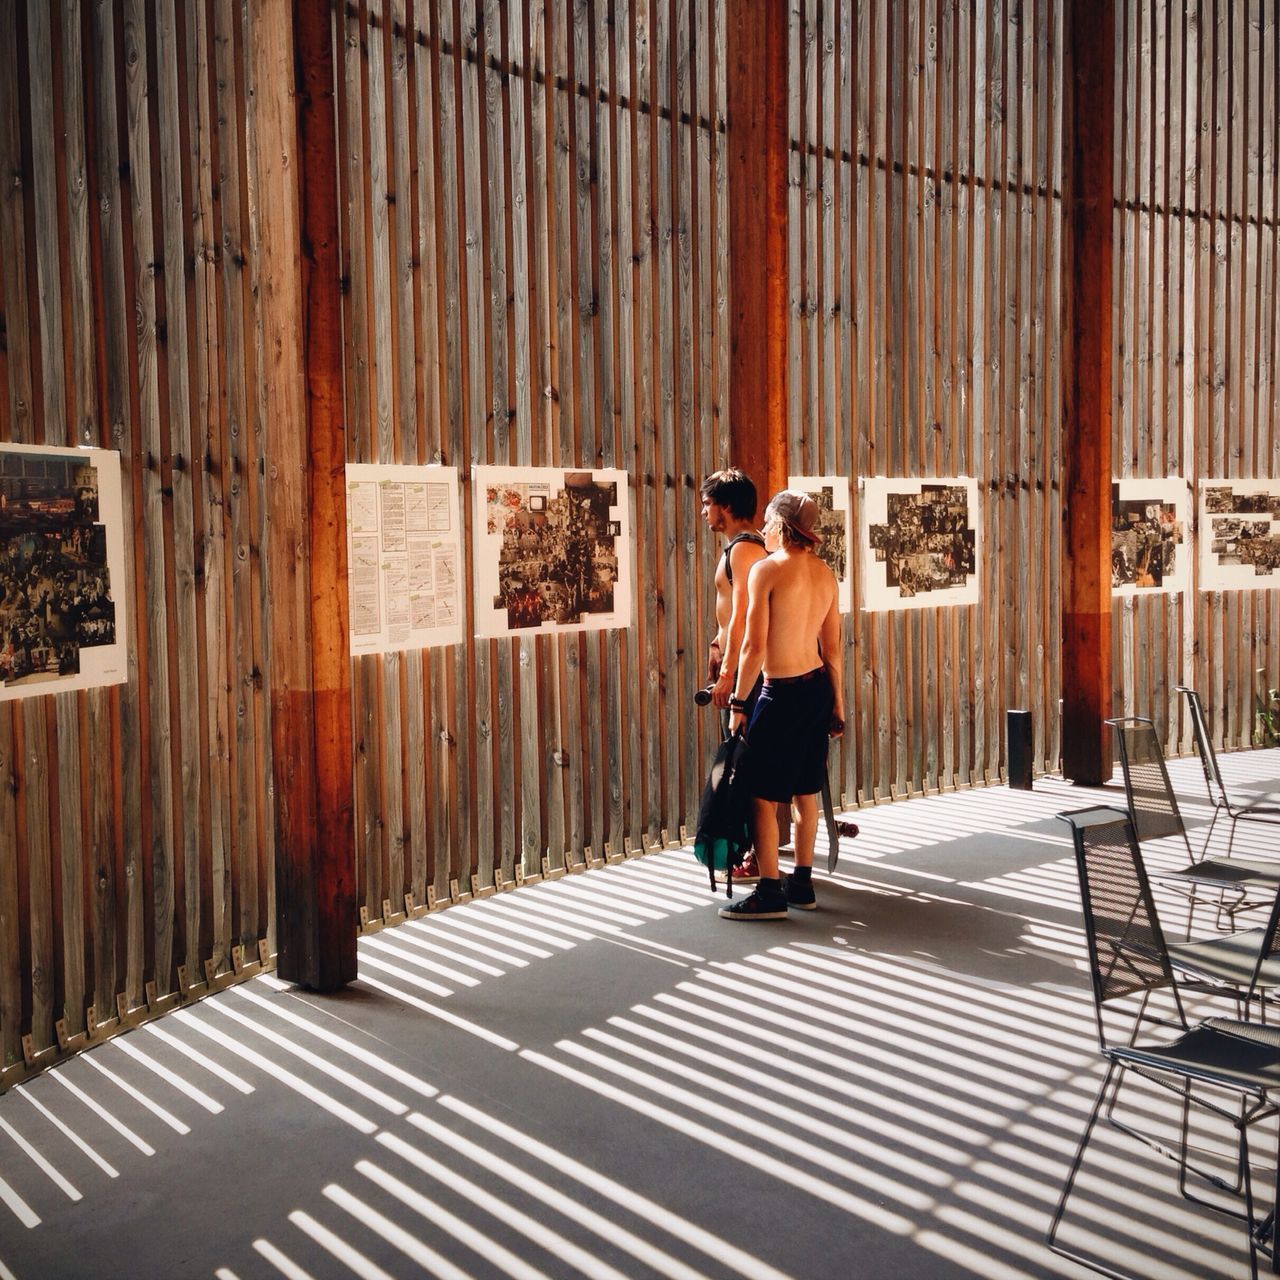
left=728, top=560, right=771, bottom=732
left=711, top=541, right=763, bottom=707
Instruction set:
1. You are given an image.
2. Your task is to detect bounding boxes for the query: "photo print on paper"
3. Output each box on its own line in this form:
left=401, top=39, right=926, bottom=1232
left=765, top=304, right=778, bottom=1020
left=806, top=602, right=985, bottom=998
left=0, top=444, right=128, bottom=700
left=473, top=466, right=632, bottom=637
left=861, top=476, right=980, bottom=611
left=1111, top=478, right=1189, bottom=597
left=1199, top=479, right=1280, bottom=591
left=788, top=475, right=853, bottom=613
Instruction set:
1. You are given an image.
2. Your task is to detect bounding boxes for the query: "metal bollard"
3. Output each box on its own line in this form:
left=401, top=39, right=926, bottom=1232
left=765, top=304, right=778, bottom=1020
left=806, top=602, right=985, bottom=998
left=1007, top=708, right=1033, bottom=790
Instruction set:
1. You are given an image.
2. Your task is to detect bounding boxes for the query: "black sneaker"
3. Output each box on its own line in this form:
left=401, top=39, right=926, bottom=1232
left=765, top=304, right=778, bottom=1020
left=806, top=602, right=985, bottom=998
left=718, top=883, right=788, bottom=921
left=783, top=872, right=816, bottom=911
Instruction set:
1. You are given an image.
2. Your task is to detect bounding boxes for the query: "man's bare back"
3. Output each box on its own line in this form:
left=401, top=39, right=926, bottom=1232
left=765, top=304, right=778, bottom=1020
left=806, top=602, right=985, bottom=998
left=750, top=548, right=839, bottom=680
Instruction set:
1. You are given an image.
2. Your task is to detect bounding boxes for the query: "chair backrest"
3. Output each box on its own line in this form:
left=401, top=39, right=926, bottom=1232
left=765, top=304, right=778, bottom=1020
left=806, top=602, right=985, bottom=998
left=1108, top=716, right=1190, bottom=850
left=1175, top=685, right=1229, bottom=806
left=1239, top=884, right=1280, bottom=1004
left=1057, top=805, right=1185, bottom=1047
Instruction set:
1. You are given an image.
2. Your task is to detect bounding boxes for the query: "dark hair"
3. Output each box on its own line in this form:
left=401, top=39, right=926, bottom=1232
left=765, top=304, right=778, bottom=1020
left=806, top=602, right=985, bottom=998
left=699, top=469, right=757, bottom=519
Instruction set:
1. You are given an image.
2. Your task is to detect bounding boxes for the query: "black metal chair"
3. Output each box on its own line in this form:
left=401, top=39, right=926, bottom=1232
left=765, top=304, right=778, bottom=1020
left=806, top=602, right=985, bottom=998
left=1177, top=685, right=1280, bottom=859
left=1052, top=805, right=1280, bottom=1280
left=1110, top=716, right=1280, bottom=934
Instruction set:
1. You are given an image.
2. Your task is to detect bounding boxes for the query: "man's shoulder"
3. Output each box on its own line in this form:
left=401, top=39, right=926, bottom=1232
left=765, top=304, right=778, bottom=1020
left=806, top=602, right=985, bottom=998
left=726, top=534, right=767, bottom=570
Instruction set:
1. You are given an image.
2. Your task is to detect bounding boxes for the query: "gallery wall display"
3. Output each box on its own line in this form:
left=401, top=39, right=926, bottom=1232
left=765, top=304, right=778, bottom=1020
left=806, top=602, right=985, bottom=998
left=788, top=474, right=853, bottom=613
left=345, top=464, right=464, bottom=654
left=1198, top=479, right=1280, bottom=591
left=1111, top=478, right=1190, bottom=597
left=860, top=476, right=980, bottom=611
left=472, top=466, right=632, bottom=638
left=0, top=443, right=128, bottom=701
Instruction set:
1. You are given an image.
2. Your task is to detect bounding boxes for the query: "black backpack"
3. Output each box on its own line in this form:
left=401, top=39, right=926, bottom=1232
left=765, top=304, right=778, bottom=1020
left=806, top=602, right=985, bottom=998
left=692, top=729, right=752, bottom=896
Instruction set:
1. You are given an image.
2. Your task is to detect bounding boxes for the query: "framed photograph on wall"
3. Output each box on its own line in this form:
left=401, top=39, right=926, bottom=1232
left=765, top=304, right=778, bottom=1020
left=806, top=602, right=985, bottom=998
left=345, top=463, right=464, bottom=654
left=1111, top=477, right=1190, bottom=597
left=860, top=476, right=980, bottom=611
left=0, top=443, right=128, bottom=701
left=1198, top=479, right=1280, bottom=591
left=787, top=475, right=853, bottom=613
left=472, top=466, right=632, bottom=638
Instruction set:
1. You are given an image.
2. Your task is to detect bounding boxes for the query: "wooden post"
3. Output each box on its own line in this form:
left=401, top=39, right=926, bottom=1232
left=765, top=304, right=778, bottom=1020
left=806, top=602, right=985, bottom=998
left=1061, top=0, right=1114, bottom=785
left=726, top=0, right=788, bottom=505
left=252, top=1, right=356, bottom=989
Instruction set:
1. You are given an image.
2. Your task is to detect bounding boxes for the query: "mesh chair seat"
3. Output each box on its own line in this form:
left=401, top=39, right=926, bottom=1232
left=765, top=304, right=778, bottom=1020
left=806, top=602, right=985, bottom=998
left=1113, top=1021, right=1280, bottom=1102
left=1161, top=859, right=1280, bottom=889
left=1166, top=930, right=1280, bottom=999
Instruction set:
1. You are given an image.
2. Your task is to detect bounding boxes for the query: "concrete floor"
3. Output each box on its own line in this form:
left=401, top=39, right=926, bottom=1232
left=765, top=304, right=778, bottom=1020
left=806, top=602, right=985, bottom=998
left=3, top=752, right=1279, bottom=1280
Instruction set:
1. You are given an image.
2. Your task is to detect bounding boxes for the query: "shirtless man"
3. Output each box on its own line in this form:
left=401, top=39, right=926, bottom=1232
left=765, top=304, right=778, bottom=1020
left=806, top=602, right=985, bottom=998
left=700, top=470, right=768, bottom=881
left=723, top=490, right=843, bottom=920
left=700, top=470, right=767, bottom=709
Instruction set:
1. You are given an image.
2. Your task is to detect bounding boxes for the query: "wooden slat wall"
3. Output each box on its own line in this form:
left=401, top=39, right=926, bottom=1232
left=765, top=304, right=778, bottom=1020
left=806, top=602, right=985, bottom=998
left=790, top=0, right=1066, bottom=799
left=1114, top=0, right=1280, bottom=755
left=3, top=0, right=1280, bottom=1088
left=0, top=1, right=275, bottom=1087
left=330, top=0, right=732, bottom=928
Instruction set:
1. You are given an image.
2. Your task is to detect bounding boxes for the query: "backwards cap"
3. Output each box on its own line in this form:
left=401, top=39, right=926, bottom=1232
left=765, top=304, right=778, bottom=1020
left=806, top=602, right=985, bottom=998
left=767, top=490, right=820, bottom=545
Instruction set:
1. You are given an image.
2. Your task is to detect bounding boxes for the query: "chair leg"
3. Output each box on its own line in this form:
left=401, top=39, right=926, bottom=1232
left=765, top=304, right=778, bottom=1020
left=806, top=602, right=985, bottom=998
left=1197, top=806, right=1222, bottom=862
left=1049, top=1063, right=1137, bottom=1279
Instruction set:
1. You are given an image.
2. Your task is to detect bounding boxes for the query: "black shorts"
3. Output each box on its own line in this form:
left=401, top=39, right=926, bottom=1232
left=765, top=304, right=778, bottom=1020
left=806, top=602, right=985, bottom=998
left=741, top=668, right=834, bottom=803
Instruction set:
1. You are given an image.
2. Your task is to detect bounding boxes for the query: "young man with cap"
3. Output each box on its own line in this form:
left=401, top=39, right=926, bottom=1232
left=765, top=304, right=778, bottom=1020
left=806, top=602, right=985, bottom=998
left=723, top=489, right=843, bottom=919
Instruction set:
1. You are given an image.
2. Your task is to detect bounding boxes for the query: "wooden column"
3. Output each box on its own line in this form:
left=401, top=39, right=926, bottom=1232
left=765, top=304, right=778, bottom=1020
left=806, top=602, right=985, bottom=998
left=1061, top=0, right=1115, bottom=785
left=252, top=0, right=356, bottom=989
left=726, top=0, right=789, bottom=505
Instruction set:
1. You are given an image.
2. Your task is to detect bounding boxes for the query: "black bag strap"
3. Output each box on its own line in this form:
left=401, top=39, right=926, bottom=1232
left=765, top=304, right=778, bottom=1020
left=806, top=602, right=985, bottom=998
left=722, top=531, right=766, bottom=586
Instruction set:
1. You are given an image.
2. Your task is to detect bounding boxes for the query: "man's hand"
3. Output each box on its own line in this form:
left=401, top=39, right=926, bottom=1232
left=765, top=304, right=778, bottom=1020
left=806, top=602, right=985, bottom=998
left=707, top=641, right=722, bottom=684
left=728, top=708, right=747, bottom=735
left=711, top=668, right=735, bottom=709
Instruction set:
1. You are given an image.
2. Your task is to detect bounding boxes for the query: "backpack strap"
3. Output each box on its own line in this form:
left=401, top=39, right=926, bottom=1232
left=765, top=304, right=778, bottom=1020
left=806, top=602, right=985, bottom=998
left=722, top=531, right=766, bottom=586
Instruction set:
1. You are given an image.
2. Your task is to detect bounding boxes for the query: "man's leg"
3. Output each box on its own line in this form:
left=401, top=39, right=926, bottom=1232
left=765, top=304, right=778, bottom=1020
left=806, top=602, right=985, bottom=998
left=750, top=797, right=780, bottom=878
left=791, top=793, right=818, bottom=868
left=783, top=792, right=820, bottom=910
left=719, top=797, right=789, bottom=920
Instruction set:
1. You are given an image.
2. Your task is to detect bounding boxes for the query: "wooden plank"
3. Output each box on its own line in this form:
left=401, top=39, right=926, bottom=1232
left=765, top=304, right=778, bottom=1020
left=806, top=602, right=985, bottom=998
left=340, top=3, right=383, bottom=923
left=458, top=1, right=494, bottom=890
left=1061, top=0, right=1114, bottom=784
left=725, top=0, right=789, bottom=503
left=192, top=0, right=231, bottom=978
left=91, top=0, right=143, bottom=1009
left=0, top=709, right=19, bottom=1069
left=25, top=0, right=73, bottom=1045
left=260, top=0, right=357, bottom=990
left=212, top=0, right=261, bottom=961
left=124, top=0, right=177, bottom=997
left=154, top=0, right=202, bottom=993
left=392, top=0, right=429, bottom=904
left=367, top=3, right=406, bottom=916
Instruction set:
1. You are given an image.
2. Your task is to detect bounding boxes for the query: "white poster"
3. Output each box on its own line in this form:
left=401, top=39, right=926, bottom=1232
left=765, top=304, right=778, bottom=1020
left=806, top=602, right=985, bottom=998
left=345, top=464, right=463, bottom=653
left=860, top=476, right=980, bottom=611
left=1111, top=477, right=1190, bottom=597
left=1199, top=479, right=1280, bottom=591
left=0, top=443, right=128, bottom=700
left=473, top=466, right=632, bottom=638
left=788, top=474, right=853, bottom=614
